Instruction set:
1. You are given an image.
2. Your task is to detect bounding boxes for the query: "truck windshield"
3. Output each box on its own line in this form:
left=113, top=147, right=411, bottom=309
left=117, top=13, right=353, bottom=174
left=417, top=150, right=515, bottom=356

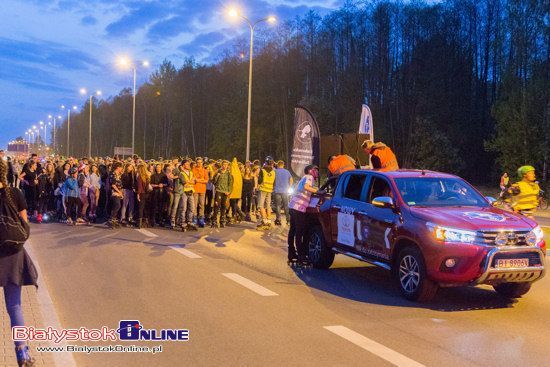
left=394, top=177, right=488, bottom=207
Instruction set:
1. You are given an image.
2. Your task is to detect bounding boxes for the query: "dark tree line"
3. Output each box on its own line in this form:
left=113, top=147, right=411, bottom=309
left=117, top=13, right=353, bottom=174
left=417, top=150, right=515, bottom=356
left=55, top=0, right=549, bottom=184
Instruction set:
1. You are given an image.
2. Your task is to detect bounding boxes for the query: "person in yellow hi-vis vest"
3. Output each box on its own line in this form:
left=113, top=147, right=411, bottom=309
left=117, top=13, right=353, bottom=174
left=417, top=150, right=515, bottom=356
left=508, top=165, right=540, bottom=218
left=257, top=156, right=276, bottom=230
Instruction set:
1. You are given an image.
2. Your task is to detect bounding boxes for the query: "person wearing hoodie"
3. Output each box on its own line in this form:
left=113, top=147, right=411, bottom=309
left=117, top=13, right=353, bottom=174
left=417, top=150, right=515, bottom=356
left=361, top=140, right=399, bottom=172
left=211, top=160, right=233, bottom=228
left=257, top=156, right=276, bottom=230
left=62, top=167, right=81, bottom=225
left=229, top=158, right=245, bottom=223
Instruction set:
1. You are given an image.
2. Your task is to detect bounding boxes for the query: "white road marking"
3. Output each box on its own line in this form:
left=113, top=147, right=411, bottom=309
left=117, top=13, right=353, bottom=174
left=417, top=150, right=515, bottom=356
left=324, top=325, right=425, bottom=367
left=171, top=246, right=202, bottom=258
left=137, top=228, right=158, bottom=237
left=25, top=239, right=78, bottom=367
left=222, top=273, right=278, bottom=296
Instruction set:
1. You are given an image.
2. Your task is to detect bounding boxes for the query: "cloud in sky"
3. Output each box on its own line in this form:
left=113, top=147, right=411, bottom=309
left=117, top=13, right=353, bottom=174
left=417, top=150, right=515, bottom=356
left=0, top=0, right=339, bottom=149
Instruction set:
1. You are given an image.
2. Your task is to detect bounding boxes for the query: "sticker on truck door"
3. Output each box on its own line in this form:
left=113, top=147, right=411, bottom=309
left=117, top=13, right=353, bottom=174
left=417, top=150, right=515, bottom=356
left=337, top=212, right=355, bottom=246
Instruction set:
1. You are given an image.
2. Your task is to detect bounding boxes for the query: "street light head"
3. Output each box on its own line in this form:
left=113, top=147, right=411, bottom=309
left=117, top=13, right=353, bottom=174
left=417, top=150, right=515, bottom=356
left=80, top=88, right=87, bottom=95
left=228, top=8, right=239, bottom=18
left=32, top=125, right=36, bottom=129
left=96, top=90, right=102, bottom=96
left=118, top=56, right=131, bottom=68
left=39, top=121, right=44, bottom=125
left=57, top=115, right=62, bottom=119
left=143, top=60, right=150, bottom=67
left=48, top=114, right=52, bottom=119
left=267, top=16, right=276, bottom=23
left=72, top=106, right=77, bottom=110
left=61, top=105, right=65, bottom=109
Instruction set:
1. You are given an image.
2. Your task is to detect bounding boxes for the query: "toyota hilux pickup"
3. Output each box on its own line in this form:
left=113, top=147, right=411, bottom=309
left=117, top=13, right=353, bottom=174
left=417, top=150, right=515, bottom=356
left=306, top=170, right=546, bottom=302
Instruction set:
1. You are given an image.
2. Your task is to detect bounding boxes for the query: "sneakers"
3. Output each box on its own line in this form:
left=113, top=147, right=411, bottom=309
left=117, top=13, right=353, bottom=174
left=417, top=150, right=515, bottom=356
left=36, top=214, right=43, bottom=224
left=15, top=345, right=35, bottom=367
left=198, top=217, right=205, bottom=228
left=66, top=218, right=74, bottom=226
left=187, top=223, right=198, bottom=231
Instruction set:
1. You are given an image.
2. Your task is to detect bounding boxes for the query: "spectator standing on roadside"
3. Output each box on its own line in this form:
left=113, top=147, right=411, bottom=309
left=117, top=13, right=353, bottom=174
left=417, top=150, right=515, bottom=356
left=273, top=160, right=293, bottom=226
left=0, top=159, right=38, bottom=367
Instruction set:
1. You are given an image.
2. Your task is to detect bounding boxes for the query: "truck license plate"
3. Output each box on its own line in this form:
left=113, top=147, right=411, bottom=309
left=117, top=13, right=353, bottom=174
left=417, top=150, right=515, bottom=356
left=496, top=258, right=529, bottom=268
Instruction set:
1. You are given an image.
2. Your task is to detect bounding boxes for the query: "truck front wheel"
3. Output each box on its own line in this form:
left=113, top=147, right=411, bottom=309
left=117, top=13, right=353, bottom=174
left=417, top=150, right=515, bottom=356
left=308, top=226, right=334, bottom=269
left=396, top=246, right=438, bottom=302
left=493, top=282, right=532, bottom=298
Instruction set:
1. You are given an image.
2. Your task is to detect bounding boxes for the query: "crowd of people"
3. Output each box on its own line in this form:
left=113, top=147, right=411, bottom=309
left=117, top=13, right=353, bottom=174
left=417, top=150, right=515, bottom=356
left=0, top=150, right=296, bottom=232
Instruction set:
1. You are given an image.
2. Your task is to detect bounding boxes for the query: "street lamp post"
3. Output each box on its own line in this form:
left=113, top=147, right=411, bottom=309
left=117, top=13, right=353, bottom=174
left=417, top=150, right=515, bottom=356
left=118, top=58, right=149, bottom=155
left=80, top=89, right=102, bottom=158
left=49, top=114, right=62, bottom=154
left=62, top=105, right=77, bottom=157
left=229, top=9, right=276, bottom=161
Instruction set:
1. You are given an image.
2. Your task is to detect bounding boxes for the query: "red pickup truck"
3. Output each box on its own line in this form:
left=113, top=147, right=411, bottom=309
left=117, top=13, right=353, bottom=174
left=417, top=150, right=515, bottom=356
left=306, top=170, right=546, bottom=302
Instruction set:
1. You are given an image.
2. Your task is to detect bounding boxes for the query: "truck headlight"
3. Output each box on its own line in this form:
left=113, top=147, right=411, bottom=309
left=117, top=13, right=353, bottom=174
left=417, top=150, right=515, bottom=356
left=427, top=222, right=477, bottom=244
left=287, top=187, right=294, bottom=195
left=526, top=226, right=544, bottom=246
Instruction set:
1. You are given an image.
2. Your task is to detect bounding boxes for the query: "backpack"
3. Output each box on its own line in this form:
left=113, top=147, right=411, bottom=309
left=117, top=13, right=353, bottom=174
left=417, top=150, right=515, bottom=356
left=0, top=188, right=30, bottom=256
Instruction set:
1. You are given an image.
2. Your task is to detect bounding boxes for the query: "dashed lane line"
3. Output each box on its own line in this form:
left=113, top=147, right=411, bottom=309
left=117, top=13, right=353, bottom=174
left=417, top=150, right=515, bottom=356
left=222, top=273, right=278, bottom=296
left=170, top=246, right=202, bottom=259
left=324, top=325, right=426, bottom=367
left=136, top=228, right=159, bottom=237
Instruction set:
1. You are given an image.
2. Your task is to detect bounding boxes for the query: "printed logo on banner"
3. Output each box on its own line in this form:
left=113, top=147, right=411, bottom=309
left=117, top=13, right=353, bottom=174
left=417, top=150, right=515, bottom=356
left=337, top=212, right=355, bottom=246
left=297, top=121, right=313, bottom=144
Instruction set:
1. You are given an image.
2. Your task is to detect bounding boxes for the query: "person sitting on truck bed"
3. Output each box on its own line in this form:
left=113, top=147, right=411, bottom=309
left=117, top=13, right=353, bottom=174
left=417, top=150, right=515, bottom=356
left=361, top=140, right=399, bottom=172
left=327, top=155, right=356, bottom=177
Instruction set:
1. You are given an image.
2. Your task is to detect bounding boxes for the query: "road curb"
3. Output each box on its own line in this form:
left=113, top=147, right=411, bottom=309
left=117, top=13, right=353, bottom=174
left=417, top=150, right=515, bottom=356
left=25, top=238, right=78, bottom=367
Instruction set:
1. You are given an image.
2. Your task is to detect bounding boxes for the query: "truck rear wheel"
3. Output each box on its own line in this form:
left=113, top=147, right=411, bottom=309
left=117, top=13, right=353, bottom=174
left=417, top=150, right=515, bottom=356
left=396, top=247, right=438, bottom=302
left=493, top=282, right=532, bottom=298
left=308, top=226, right=334, bottom=269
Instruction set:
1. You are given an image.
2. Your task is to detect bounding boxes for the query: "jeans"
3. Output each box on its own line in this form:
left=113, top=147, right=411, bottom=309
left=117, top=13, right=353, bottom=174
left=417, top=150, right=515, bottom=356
left=80, top=191, right=89, bottom=218
left=212, top=192, right=229, bottom=225
left=205, top=190, right=214, bottom=220
left=110, top=195, right=122, bottom=221
left=241, top=190, right=253, bottom=214
left=138, top=193, right=150, bottom=223
left=65, top=196, right=81, bottom=221
left=194, top=193, right=205, bottom=218
left=274, top=193, right=290, bottom=222
left=120, top=189, right=135, bottom=221
left=89, top=188, right=99, bottom=216
left=170, top=192, right=183, bottom=225
left=179, top=192, right=195, bottom=224
left=4, top=283, right=24, bottom=347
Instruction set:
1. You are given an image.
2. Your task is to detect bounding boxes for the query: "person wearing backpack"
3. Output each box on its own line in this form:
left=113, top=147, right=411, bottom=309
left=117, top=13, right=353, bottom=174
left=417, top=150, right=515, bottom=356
left=0, top=159, right=38, bottom=366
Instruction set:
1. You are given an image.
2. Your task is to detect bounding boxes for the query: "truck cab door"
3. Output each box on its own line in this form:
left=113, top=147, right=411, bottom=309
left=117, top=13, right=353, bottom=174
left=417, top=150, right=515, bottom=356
left=330, top=173, right=368, bottom=250
left=360, top=175, right=399, bottom=261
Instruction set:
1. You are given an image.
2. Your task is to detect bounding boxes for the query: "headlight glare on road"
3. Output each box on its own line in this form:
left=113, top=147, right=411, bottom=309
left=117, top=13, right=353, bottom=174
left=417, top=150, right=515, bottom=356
left=526, top=226, right=544, bottom=246
left=427, top=222, right=477, bottom=244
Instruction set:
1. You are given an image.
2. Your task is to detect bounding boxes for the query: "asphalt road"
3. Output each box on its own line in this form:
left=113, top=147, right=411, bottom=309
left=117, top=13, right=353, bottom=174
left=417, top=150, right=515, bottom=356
left=23, top=220, right=550, bottom=367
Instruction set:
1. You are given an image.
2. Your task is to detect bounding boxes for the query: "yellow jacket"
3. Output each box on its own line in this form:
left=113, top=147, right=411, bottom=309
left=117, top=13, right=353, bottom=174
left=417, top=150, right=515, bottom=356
left=511, top=181, right=540, bottom=211
left=230, top=158, right=243, bottom=199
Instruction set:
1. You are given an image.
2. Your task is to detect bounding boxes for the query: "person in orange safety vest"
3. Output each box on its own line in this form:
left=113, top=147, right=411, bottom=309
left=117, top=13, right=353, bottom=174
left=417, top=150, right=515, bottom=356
left=361, top=140, right=399, bottom=172
left=327, top=155, right=356, bottom=176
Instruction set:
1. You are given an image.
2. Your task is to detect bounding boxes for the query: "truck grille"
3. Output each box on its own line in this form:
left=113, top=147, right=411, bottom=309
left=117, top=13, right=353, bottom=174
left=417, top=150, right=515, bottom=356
left=491, top=252, right=542, bottom=267
left=476, top=230, right=531, bottom=246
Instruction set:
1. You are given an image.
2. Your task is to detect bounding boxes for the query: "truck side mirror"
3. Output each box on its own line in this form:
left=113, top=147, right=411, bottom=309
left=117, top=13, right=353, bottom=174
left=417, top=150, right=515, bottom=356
left=372, top=196, right=394, bottom=209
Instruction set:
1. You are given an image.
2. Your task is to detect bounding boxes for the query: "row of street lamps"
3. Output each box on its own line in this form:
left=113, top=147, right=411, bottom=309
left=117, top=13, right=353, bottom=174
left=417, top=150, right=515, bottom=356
left=23, top=7, right=275, bottom=160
